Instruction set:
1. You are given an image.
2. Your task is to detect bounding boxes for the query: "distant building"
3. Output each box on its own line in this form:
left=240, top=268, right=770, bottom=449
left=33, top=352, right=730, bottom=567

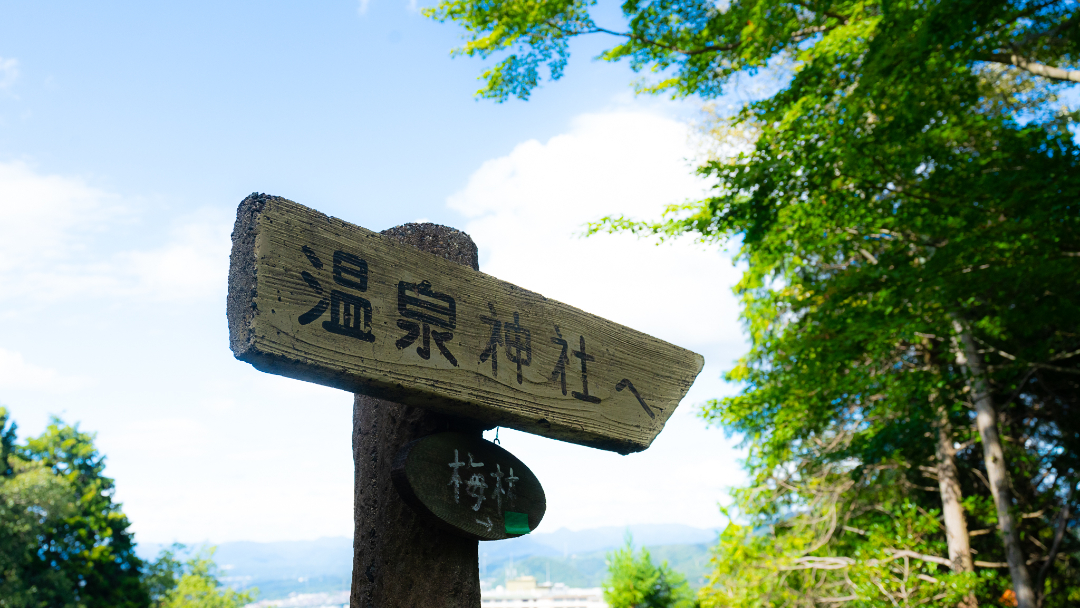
left=242, top=575, right=607, bottom=608
left=482, top=575, right=606, bottom=608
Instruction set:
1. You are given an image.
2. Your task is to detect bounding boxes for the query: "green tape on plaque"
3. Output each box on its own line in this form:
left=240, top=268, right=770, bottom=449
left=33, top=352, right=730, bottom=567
left=504, top=511, right=531, bottom=535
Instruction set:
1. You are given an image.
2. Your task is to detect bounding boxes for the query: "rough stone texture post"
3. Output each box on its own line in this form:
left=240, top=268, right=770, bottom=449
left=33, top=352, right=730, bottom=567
left=351, top=223, right=484, bottom=608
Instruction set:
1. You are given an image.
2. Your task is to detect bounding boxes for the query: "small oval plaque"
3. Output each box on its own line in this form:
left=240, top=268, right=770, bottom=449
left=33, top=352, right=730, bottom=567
left=392, top=432, right=546, bottom=541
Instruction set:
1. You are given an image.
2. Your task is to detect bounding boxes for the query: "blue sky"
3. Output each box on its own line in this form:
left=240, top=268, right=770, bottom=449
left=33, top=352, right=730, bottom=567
left=0, top=1, right=749, bottom=543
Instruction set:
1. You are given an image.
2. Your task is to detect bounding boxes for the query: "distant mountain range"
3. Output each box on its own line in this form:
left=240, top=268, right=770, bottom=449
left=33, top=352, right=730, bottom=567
left=482, top=523, right=719, bottom=560
left=136, top=523, right=720, bottom=601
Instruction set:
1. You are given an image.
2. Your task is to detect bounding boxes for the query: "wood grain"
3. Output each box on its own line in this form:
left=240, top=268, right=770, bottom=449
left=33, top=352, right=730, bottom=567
left=228, top=194, right=704, bottom=454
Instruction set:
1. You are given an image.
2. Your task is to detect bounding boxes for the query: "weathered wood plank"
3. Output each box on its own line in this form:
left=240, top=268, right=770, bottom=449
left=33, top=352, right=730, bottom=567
left=228, top=194, right=704, bottom=454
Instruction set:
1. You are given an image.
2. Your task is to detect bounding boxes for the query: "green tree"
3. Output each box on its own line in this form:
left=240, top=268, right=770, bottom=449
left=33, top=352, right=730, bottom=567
left=702, top=448, right=981, bottom=607
left=0, top=410, right=80, bottom=607
left=428, top=1, right=1080, bottom=607
left=425, top=0, right=1080, bottom=101
left=143, top=544, right=188, bottom=606
left=20, top=416, right=150, bottom=607
left=604, top=535, right=696, bottom=608
left=145, top=547, right=254, bottom=608
left=0, top=409, right=258, bottom=608
left=0, top=408, right=150, bottom=608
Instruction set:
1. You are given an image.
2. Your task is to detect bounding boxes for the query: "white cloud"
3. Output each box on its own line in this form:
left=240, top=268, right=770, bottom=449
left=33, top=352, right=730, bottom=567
left=112, top=417, right=212, bottom=452
left=0, top=347, right=92, bottom=392
left=0, top=161, right=121, bottom=272
left=0, top=57, right=18, bottom=89
left=357, top=0, right=372, bottom=15
left=450, top=107, right=749, bottom=531
left=487, top=410, right=745, bottom=533
left=119, top=209, right=232, bottom=301
left=0, top=161, right=230, bottom=305
left=449, top=109, right=744, bottom=351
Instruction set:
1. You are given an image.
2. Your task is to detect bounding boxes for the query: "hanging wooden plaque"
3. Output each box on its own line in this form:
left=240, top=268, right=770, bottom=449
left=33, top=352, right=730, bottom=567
left=391, top=432, right=545, bottom=541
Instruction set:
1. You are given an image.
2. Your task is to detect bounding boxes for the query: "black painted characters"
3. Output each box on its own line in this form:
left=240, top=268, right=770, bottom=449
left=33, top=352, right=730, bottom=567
left=616, top=379, right=655, bottom=419
left=549, top=326, right=601, bottom=402
left=479, top=304, right=533, bottom=383
left=294, top=245, right=659, bottom=419
left=297, top=246, right=375, bottom=342
left=396, top=280, right=458, bottom=366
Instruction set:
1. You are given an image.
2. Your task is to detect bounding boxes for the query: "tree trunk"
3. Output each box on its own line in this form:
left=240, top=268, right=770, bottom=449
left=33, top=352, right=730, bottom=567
left=934, top=406, right=977, bottom=608
left=1036, top=479, right=1074, bottom=607
left=953, top=319, right=1036, bottom=608
left=350, top=223, right=484, bottom=608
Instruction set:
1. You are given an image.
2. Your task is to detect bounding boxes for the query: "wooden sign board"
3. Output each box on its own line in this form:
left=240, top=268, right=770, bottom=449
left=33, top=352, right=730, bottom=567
left=228, top=194, right=704, bottom=454
left=392, top=432, right=544, bottom=541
